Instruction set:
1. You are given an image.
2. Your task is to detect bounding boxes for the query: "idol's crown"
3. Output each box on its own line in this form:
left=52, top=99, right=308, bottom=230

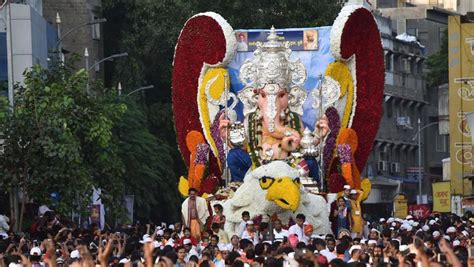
left=239, top=26, right=306, bottom=90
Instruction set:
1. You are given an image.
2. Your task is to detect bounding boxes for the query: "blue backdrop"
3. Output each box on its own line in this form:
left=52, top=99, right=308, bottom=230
left=227, top=27, right=335, bottom=131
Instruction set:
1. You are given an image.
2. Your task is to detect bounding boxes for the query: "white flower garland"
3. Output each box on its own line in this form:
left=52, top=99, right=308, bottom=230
left=330, top=5, right=365, bottom=128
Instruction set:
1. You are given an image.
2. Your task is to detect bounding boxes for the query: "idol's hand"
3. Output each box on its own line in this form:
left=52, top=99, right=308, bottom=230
left=314, top=115, right=329, bottom=144
left=218, top=113, right=231, bottom=140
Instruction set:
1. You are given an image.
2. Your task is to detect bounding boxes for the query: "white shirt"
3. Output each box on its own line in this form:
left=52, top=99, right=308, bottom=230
left=288, top=224, right=309, bottom=244
left=238, top=221, right=247, bottom=237
left=185, top=247, right=198, bottom=262
left=241, top=230, right=260, bottom=245
left=320, top=249, right=337, bottom=262
left=273, top=228, right=289, bottom=240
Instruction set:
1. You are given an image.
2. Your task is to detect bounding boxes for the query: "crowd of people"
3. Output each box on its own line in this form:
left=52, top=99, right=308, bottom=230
left=0, top=188, right=473, bottom=267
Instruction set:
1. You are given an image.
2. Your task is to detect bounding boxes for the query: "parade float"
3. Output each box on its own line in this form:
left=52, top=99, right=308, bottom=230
left=172, top=4, right=384, bottom=235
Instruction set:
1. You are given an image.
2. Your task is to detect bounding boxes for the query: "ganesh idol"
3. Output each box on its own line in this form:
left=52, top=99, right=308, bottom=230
left=219, top=27, right=330, bottom=182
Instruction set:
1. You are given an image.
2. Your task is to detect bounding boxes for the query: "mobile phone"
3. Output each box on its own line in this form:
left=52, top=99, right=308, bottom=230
left=438, top=253, right=447, bottom=262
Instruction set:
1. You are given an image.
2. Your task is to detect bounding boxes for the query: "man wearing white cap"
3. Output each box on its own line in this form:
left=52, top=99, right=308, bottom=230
left=183, top=239, right=198, bottom=262
left=347, top=245, right=362, bottom=263
left=447, top=226, right=457, bottom=242
left=350, top=188, right=364, bottom=238
left=432, top=231, right=441, bottom=240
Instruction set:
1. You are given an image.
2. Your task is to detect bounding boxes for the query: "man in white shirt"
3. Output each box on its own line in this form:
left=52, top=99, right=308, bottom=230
left=183, top=239, right=199, bottom=262
left=319, top=239, right=337, bottom=262
left=288, top=214, right=309, bottom=244
left=273, top=219, right=289, bottom=240
left=241, top=220, right=260, bottom=245
left=347, top=245, right=362, bottom=263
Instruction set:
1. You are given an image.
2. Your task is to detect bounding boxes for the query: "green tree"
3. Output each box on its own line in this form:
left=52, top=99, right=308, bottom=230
left=426, top=29, right=448, bottom=86
left=0, top=62, right=127, bottom=227
left=115, top=98, right=180, bottom=223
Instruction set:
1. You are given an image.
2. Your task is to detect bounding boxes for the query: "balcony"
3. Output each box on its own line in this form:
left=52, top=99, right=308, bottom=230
left=385, top=71, right=426, bottom=102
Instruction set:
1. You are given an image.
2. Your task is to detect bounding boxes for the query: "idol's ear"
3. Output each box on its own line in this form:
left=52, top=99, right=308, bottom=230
left=172, top=12, right=236, bottom=176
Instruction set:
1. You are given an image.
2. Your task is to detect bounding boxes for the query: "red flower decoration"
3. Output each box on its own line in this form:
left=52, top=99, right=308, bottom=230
left=328, top=173, right=346, bottom=193
left=337, top=8, right=384, bottom=172
left=199, top=175, right=220, bottom=195
left=172, top=14, right=229, bottom=177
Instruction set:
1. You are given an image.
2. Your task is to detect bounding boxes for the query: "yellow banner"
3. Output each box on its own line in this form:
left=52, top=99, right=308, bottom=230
left=393, top=194, right=408, bottom=218
left=448, top=16, right=474, bottom=194
left=432, top=182, right=451, bottom=212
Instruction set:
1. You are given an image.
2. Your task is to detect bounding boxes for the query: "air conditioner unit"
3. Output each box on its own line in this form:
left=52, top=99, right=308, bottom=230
left=378, top=160, right=389, bottom=172
left=397, top=116, right=413, bottom=129
left=390, top=162, right=401, bottom=173
left=397, top=116, right=408, bottom=126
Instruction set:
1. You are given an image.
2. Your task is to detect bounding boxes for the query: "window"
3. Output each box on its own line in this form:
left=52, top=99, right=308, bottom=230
left=92, top=16, right=101, bottom=40
left=385, top=53, right=392, bottom=71
left=401, top=57, right=411, bottom=73
left=436, top=128, right=447, bottom=152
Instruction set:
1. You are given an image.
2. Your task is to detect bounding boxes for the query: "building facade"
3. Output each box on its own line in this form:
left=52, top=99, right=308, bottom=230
left=41, top=0, right=103, bottom=80
left=0, top=1, right=57, bottom=96
left=357, top=0, right=452, bottom=217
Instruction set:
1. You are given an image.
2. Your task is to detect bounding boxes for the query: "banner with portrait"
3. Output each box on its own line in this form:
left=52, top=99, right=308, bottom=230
left=228, top=27, right=334, bottom=131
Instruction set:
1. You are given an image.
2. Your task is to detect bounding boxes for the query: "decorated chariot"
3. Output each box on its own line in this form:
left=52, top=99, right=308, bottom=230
left=172, top=4, right=384, bottom=235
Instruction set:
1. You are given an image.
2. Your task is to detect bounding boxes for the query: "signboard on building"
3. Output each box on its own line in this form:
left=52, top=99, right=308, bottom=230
left=462, top=197, right=474, bottom=209
left=393, top=194, right=408, bottom=218
left=448, top=16, right=474, bottom=195
left=432, top=181, right=451, bottom=212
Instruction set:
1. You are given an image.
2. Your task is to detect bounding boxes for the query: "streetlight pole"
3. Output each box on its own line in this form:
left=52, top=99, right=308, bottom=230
left=87, top=52, right=128, bottom=72
left=85, top=53, right=128, bottom=94
left=412, top=120, right=439, bottom=204
left=55, top=18, right=107, bottom=52
left=55, top=13, right=63, bottom=62
left=126, top=85, right=154, bottom=96
left=84, top=48, right=89, bottom=94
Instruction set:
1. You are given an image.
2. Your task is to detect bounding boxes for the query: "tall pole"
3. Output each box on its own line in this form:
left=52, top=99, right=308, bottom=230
left=56, top=12, right=63, bottom=62
left=411, top=121, right=438, bottom=204
left=84, top=48, right=89, bottom=95
left=318, top=74, right=325, bottom=192
left=223, top=73, right=230, bottom=187
left=417, top=118, right=422, bottom=204
left=5, top=1, right=18, bottom=231
left=6, top=2, right=14, bottom=108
